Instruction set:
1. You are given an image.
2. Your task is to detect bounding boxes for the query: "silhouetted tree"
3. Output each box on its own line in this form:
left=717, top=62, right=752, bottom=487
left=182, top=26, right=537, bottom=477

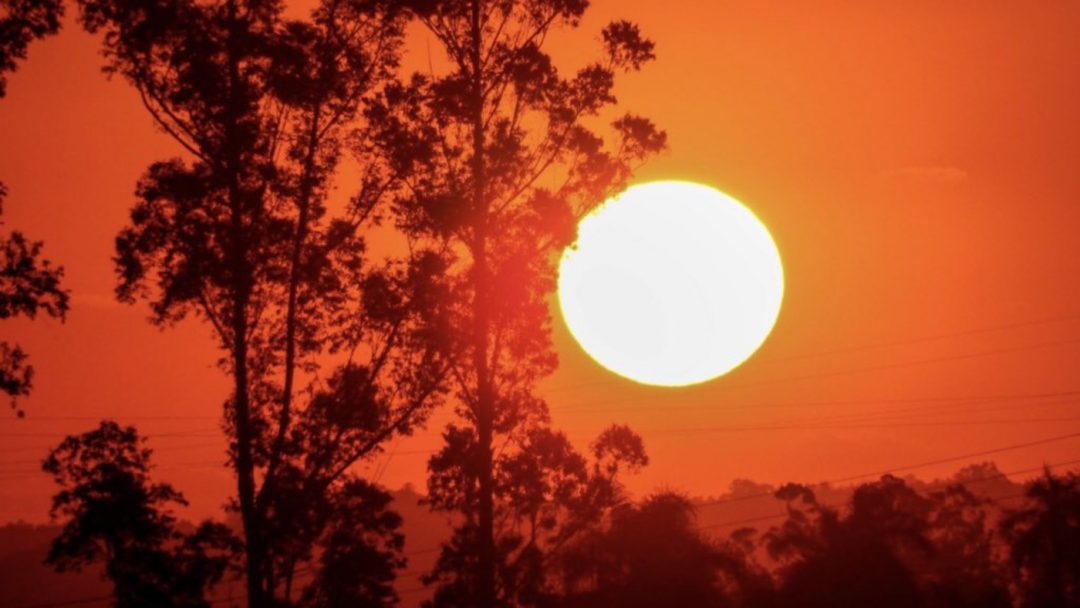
left=763, top=475, right=1011, bottom=608
left=765, top=480, right=924, bottom=608
left=78, top=0, right=444, bottom=603
left=918, top=484, right=1011, bottom=608
left=370, top=2, right=665, bottom=604
left=299, top=478, right=406, bottom=608
left=423, top=424, right=647, bottom=606
left=1000, top=469, right=1080, bottom=608
left=560, top=492, right=772, bottom=608
left=43, top=421, right=236, bottom=607
left=0, top=0, right=68, bottom=413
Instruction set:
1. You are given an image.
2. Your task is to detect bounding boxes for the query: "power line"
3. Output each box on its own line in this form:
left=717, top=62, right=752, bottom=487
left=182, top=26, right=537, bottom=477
left=3, top=327, right=1078, bottom=467
left=551, top=387, right=1080, bottom=416
left=6, top=394, right=1077, bottom=473
left=0, top=440, right=226, bottom=455
left=11, top=415, right=220, bottom=422
left=695, top=430, right=1080, bottom=510
left=371, top=433, right=1080, bottom=567
left=766, top=312, right=1080, bottom=363
left=742, top=392, right=1080, bottom=425
left=549, top=335, right=1080, bottom=408
left=636, top=395, right=1080, bottom=435
left=0, top=428, right=220, bottom=439
left=697, top=457, right=1080, bottom=532
left=8, top=410, right=1074, bottom=472
left=7, top=312, right=1076, bottom=430
left=643, top=417, right=1080, bottom=437
left=0, top=461, right=232, bottom=482
left=11, top=386, right=1075, bottom=449
left=711, top=335, right=1080, bottom=392
left=318, top=403, right=1080, bottom=485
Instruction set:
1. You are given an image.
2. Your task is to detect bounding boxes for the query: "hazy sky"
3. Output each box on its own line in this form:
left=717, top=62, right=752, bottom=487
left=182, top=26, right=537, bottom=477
left=3, top=0, right=1080, bottom=523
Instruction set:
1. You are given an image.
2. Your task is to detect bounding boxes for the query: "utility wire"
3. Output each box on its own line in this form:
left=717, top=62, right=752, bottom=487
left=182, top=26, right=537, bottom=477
left=550, top=335, right=1080, bottom=408
left=697, top=457, right=1080, bottom=532
left=694, top=430, right=1080, bottom=510
left=5, top=396, right=1077, bottom=472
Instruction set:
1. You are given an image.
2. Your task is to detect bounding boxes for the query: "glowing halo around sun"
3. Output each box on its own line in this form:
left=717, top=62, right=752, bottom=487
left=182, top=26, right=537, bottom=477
left=557, top=181, right=784, bottom=387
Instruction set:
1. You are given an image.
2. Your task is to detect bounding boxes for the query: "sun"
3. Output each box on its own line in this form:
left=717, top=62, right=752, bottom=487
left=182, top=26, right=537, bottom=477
left=557, top=181, right=784, bottom=387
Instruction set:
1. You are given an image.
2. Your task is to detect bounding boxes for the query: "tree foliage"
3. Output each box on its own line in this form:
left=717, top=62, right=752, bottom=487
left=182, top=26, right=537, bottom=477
left=761, top=475, right=1010, bottom=608
left=0, top=0, right=62, bottom=98
left=560, top=492, right=771, bottom=608
left=0, top=212, right=68, bottom=405
left=43, top=421, right=236, bottom=607
left=300, top=478, right=406, bottom=608
left=0, top=0, right=68, bottom=412
left=1000, top=469, right=1080, bottom=608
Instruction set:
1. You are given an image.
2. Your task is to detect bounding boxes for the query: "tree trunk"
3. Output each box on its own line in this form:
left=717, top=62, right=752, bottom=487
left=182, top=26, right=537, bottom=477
left=233, top=288, right=263, bottom=608
left=223, top=2, right=264, bottom=605
left=469, top=1, right=496, bottom=606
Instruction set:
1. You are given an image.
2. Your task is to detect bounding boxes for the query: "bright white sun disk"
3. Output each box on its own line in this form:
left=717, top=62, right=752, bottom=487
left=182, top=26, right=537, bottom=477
left=557, top=181, right=784, bottom=386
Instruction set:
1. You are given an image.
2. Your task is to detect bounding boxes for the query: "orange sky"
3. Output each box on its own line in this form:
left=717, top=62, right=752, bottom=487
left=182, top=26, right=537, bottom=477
left=3, top=0, right=1080, bottom=524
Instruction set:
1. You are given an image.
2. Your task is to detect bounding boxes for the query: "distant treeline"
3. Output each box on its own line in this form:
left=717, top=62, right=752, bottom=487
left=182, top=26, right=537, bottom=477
left=13, top=440, right=1080, bottom=608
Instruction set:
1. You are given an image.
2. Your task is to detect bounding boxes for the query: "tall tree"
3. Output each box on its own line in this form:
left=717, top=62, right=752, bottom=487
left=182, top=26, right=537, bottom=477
left=43, top=421, right=235, bottom=607
left=0, top=0, right=68, bottom=413
left=424, top=423, right=647, bottom=605
left=371, top=2, right=665, bottom=604
left=1000, top=469, right=1080, bottom=608
left=78, top=0, right=444, bottom=603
